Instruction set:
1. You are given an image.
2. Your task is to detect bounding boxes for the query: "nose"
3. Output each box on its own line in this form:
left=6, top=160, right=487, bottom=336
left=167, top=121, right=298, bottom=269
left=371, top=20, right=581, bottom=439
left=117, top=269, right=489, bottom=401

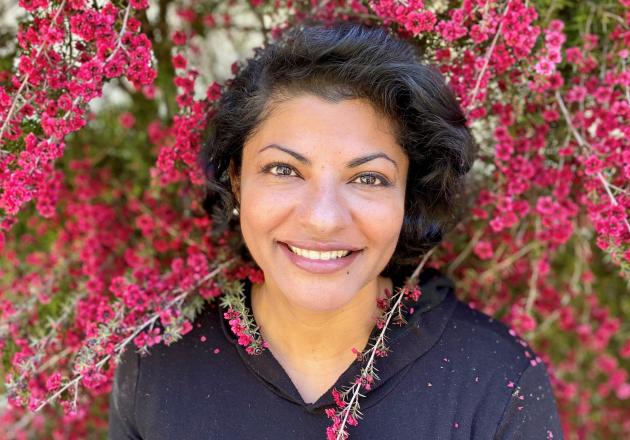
left=298, top=176, right=351, bottom=235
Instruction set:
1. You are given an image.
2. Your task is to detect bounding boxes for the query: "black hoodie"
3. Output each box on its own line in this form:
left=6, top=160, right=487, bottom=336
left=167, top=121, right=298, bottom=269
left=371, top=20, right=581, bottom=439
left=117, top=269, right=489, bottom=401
left=109, top=269, right=564, bottom=439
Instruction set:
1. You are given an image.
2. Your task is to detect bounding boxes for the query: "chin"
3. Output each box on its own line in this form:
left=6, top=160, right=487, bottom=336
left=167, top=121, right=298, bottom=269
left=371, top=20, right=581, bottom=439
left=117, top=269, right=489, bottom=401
left=283, top=283, right=359, bottom=312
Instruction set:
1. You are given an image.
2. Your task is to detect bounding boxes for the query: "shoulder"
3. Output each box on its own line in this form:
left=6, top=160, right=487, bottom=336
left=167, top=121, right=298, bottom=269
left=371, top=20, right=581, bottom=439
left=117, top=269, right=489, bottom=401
left=115, top=301, right=245, bottom=433
left=415, top=294, right=555, bottom=411
left=415, top=297, right=562, bottom=437
left=439, top=301, right=564, bottom=438
left=442, top=299, right=561, bottom=429
left=131, top=300, right=236, bottom=379
left=443, top=298, right=541, bottom=374
left=116, top=303, right=234, bottom=394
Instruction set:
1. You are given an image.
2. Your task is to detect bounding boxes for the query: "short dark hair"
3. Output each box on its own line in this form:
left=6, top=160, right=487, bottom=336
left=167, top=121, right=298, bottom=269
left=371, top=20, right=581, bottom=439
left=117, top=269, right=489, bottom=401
left=199, top=21, right=478, bottom=278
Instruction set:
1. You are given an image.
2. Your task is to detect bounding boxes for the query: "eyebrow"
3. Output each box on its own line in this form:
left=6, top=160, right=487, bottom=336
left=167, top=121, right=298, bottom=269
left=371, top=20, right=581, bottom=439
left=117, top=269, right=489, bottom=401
left=258, top=144, right=399, bottom=170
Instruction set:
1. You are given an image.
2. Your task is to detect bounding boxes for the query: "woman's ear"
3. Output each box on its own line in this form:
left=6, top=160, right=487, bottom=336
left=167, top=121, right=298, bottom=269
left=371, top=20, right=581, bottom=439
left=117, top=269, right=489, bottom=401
left=228, top=159, right=241, bottom=207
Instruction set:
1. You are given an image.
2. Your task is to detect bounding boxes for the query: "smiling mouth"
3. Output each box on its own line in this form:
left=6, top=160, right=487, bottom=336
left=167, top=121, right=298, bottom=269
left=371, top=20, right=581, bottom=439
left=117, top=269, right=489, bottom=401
left=279, top=242, right=358, bottom=260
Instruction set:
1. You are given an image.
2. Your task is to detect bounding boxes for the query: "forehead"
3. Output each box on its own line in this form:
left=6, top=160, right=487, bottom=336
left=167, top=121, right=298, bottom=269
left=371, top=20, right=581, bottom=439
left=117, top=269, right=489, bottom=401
left=243, top=94, right=405, bottom=160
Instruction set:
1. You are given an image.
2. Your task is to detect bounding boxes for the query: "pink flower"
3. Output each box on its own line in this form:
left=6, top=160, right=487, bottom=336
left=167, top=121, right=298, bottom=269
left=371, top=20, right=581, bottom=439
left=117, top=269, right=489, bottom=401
left=545, top=31, right=566, bottom=49
left=407, top=286, right=422, bottom=302
left=180, top=320, right=193, bottom=335
left=206, top=81, right=221, bottom=102
left=331, top=388, right=347, bottom=408
left=130, top=0, right=149, bottom=9
left=535, top=57, right=555, bottom=76
left=584, top=155, right=604, bottom=176
left=172, top=54, right=187, bottom=70
left=203, top=14, right=217, bottom=27
left=436, top=19, right=467, bottom=41
left=18, top=0, right=49, bottom=12
left=566, top=47, right=583, bottom=64
left=119, top=112, right=136, bottom=129
left=536, top=196, right=556, bottom=215
left=473, top=241, right=493, bottom=260
left=172, top=31, right=187, bottom=46
left=404, top=10, right=436, bottom=35
left=46, top=372, right=62, bottom=391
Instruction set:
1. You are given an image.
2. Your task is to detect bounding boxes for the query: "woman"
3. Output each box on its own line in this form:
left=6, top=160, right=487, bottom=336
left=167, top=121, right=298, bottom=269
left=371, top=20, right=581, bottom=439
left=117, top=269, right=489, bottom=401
left=109, top=22, right=563, bottom=439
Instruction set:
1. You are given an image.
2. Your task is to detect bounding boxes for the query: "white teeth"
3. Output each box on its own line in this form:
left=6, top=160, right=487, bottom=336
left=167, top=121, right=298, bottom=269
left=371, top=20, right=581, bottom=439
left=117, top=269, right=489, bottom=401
left=287, top=245, right=351, bottom=260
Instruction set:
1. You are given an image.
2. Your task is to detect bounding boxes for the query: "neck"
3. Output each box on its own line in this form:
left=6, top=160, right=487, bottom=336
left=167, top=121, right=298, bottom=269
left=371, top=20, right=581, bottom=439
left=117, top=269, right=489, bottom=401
left=250, top=277, right=391, bottom=366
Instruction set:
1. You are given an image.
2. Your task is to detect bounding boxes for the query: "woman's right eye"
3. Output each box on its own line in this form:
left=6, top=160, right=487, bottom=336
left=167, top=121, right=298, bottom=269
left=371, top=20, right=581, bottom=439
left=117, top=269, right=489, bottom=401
left=264, top=163, right=298, bottom=177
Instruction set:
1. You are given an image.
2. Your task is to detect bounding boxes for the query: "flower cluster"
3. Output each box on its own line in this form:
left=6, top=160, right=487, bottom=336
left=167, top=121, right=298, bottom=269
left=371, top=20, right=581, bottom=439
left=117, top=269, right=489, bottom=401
left=370, top=0, right=436, bottom=36
left=220, top=277, right=267, bottom=355
left=0, top=0, right=156, bottom=252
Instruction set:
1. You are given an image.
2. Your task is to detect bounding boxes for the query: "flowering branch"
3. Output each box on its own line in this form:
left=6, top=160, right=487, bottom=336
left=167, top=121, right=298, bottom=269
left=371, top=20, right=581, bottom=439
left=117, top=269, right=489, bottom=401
left=0, top=0, right=156, bottom=227
left=104, top=3, right=132, bottom=64
left=0, top=0, right=67, bottom=145
left=467, top=1, right=511, bottom=115
left=328, top=248, right=435, bottom=440
left=554, top=90, right=630, bottom=234
left=220, top=281, right=267, bottom=355
left=16, top=258, right=235, bottom=418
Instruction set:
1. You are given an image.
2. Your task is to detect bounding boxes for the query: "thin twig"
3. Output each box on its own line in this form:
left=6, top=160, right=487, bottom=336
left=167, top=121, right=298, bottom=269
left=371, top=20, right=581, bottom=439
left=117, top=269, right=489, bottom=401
left=447, top=228, right=485, bottom=278
left=536, top=310, right=559, bottom=334
left=525, top=244, right=541, bottom=316
left=104, top=3, right=132, bottom=64
left=466, top=1, right=511, bottom=116
left=525, top=217, right=542, bottom=315
left=0, top=0, right=68, bottom=146
left=622, top=58, right=630, bottom=106
left=408, top=247, right=437, bottom=285
left=478, top=241, right=539, bottom=282
left=601, top=10, right=628, bottom=27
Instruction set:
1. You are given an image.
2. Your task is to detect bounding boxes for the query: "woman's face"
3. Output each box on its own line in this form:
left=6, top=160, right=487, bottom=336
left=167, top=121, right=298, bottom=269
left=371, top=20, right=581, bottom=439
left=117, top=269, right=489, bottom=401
left=234, top=94, right=409, bottom=312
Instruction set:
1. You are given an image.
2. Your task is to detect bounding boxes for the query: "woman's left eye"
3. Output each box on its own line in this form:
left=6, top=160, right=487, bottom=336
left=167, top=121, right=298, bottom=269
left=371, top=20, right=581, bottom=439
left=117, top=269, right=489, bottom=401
left=352, top=173, right=389, bottom=186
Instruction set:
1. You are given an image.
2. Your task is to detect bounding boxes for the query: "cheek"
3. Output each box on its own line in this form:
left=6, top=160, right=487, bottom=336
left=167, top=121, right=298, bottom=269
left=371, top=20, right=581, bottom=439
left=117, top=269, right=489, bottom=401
left=238, top=183, right=292, bottom=251
left=351, top=193, right=406, bottom=245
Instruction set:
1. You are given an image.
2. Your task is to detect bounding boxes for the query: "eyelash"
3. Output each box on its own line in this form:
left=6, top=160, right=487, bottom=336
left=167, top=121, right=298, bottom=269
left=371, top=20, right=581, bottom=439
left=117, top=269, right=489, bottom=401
left=261, top=161, right=391, bottom=187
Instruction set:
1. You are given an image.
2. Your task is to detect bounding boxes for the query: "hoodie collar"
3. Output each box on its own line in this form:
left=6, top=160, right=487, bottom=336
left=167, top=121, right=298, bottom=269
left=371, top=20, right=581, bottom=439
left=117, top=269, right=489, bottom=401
left=219, top=268, right=457, bottom=411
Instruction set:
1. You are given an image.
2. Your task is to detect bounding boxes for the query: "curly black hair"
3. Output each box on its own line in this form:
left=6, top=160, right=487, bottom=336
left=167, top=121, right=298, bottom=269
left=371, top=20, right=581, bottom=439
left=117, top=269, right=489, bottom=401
left=198, top=20, right=478, bottom=278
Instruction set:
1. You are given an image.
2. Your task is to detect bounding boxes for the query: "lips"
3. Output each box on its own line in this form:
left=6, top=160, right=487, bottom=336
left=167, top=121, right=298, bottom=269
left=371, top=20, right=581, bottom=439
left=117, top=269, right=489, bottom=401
left=277, top=241, right=362, bottom=274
